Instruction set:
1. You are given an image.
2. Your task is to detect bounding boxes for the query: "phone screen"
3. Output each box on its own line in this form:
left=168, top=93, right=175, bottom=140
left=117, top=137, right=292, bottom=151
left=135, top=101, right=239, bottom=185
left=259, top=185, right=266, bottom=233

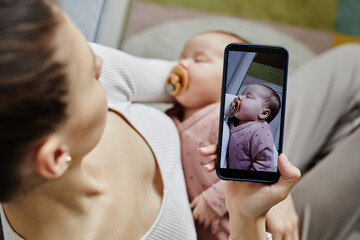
left=216, top=43, right=288, bottom=183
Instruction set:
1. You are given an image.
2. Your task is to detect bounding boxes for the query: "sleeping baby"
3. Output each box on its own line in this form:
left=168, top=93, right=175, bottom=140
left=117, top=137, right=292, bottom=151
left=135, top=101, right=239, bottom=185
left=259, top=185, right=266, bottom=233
left=165, top=31, right=247, bottom=240
left=226, top=83, right=280, bottom=171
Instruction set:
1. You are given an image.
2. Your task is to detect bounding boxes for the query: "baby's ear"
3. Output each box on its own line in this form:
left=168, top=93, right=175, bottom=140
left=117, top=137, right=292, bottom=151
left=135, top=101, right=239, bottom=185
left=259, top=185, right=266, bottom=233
left=259, top=108, right=270, bottom=121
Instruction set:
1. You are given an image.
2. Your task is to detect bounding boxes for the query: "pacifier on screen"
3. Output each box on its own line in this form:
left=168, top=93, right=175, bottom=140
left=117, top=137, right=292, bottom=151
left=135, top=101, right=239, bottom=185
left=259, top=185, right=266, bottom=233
left=230, top=97, right=240, bottom=114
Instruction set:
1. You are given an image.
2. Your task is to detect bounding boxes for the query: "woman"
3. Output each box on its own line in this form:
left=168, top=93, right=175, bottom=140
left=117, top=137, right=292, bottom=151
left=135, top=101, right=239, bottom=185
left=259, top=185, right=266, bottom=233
left=0, top=0, right=300, bottom=239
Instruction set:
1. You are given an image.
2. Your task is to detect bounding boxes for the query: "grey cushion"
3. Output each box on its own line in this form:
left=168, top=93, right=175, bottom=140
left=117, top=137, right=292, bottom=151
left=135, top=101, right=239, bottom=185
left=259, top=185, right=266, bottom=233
left=57, top=0, right=130, bottom=48
left=57, top=0, right=106, bottom=42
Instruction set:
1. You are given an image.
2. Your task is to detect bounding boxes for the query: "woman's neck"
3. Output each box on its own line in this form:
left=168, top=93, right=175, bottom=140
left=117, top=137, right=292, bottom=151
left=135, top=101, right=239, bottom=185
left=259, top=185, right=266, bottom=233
left=2, top=111, right=163, bottom=239
left=2, top=156, right=107, bottom=239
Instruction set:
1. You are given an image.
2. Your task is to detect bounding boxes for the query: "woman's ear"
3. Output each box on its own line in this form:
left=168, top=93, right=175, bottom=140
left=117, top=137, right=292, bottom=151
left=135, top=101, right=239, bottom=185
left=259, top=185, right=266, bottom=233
left=35, top=137, right=71, bottom=179
left=259, top=108, right=271, bottom=121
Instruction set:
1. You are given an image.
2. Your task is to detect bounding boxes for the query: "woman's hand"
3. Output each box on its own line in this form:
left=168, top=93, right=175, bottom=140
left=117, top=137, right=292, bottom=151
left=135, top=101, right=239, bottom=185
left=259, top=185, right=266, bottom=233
left=198, top=144, right=301, bottom=240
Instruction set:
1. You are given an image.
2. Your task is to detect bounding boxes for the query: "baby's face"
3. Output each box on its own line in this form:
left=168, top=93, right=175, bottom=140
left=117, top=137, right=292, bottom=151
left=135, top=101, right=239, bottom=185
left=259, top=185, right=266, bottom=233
left=174, top=32, right=242, bottom=109
left=233, top=84, right=270, bottom=122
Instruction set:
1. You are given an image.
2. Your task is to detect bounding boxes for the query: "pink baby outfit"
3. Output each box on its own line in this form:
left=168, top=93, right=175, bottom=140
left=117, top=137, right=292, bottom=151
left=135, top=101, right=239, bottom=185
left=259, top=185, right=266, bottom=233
left=167, top=103, right=229, bottom=240
left=227, top=120, right=275, bottom=171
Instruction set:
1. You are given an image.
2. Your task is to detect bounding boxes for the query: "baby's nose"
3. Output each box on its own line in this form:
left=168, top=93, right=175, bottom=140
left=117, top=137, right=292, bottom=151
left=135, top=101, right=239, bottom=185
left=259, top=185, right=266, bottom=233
left=179, top=59, right=189, bottom=69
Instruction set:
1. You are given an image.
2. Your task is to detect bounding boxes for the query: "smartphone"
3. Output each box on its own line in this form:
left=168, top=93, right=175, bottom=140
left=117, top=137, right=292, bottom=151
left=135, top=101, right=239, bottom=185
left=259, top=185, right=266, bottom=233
left=216, top=43, right=288, bottom=183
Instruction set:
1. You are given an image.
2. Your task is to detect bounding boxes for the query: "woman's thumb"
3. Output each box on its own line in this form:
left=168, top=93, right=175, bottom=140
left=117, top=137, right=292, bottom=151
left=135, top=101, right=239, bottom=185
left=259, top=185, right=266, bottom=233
left=273, top=154, right=301, bottom=202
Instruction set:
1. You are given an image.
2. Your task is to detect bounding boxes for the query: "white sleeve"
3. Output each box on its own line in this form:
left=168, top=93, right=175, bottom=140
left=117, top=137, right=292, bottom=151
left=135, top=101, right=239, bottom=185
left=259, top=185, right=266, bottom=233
left=89, top=42, right=176, bottom=104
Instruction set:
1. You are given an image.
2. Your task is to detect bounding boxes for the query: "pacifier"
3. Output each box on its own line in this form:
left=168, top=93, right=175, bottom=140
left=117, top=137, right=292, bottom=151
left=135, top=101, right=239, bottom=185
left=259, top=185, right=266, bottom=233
left=229, top=97, right=241, bottom=114
left=165, top=64, right=189, bottom=96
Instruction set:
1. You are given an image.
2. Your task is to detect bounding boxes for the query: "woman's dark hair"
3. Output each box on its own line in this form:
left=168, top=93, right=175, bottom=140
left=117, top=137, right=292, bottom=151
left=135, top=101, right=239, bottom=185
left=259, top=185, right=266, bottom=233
left=0, top=0, right=69, bottom=202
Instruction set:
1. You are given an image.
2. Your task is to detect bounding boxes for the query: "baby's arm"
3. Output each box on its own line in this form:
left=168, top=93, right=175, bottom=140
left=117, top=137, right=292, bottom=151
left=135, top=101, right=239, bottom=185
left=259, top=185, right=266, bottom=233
left=89, top=42, right=176, bottom=103
left=204, top=117, right=228, bottom=218
left=250, top=128, right=275, bottom=171
left=191, top=180, right=227, bottom=234
left=191, top=117, right=228, bottom=233
left=201, top=180, right=227, bottom=217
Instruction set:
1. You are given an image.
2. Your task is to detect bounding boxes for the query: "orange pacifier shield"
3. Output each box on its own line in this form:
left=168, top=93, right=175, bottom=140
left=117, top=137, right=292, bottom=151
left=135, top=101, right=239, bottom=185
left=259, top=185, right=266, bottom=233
left=230, top=97, right=240, bottom=114
left=165, top=64, right=189, bottom=96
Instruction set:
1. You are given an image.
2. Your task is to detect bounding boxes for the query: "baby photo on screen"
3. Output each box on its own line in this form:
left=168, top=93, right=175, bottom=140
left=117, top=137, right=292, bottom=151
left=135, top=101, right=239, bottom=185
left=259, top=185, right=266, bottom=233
left=220, top=50, right=286, bottom=172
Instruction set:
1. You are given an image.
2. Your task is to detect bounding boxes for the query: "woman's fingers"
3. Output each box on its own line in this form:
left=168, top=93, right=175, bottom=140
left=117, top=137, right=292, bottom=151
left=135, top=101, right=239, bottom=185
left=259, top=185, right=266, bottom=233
left=198, top=144, right=217, bottom=156
left=198, top=144, right=218, bottom=172
left=203, top=158, right=216, bottom=172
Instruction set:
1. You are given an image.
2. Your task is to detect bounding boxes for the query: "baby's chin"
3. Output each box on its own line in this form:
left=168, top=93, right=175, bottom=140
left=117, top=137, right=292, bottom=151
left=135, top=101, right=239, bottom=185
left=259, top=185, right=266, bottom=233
left=174, top=88, right=218, bottom=108
left=175, top=96, right=211, bottom=111
left=174, top=94, right=192, bottom=108
left=174, top=90, right=191, bottom=104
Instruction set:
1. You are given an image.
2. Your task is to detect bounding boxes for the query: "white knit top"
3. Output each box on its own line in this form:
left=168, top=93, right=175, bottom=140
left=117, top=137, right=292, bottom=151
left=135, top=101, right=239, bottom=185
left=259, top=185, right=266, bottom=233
left=0, top=43, right=196, bottom=240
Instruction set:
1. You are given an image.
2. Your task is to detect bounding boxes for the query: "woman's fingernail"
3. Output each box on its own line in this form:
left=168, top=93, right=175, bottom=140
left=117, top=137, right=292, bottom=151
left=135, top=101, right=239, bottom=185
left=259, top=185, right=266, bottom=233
left=204, top=164, right=212, bottom=170
left=199, top=146, right=209, bottom=151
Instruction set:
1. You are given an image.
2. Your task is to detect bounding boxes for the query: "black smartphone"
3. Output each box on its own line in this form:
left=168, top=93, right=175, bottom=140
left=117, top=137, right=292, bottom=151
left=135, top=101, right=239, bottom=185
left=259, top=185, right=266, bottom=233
left=216, top=43, right=288, bottom=183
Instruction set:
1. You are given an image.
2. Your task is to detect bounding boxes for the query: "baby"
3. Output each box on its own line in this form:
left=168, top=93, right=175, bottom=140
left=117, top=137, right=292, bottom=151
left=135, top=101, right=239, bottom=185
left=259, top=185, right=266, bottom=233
left=165, top=31, right=247, bottom=240
left=227, top=84, right=281, bottom=171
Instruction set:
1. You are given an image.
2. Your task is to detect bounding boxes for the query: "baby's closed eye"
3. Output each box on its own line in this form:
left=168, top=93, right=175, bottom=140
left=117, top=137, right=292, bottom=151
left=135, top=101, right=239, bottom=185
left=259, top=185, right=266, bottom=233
left=194, top=56, right=208, bottom=62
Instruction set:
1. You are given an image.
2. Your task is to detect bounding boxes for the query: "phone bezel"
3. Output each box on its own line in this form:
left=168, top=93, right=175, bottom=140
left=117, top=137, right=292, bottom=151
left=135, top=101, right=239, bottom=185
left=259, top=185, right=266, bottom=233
left=216, top=43, right=289, bottom=183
